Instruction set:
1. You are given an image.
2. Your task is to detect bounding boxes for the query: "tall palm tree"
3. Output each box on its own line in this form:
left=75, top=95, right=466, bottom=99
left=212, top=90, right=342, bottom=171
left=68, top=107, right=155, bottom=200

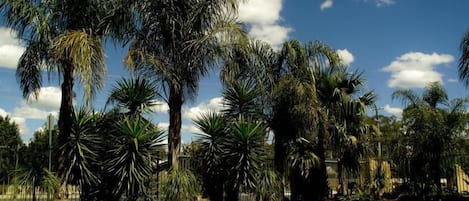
left=459, top=30, right=469, bottom=87
left=125, top=0, right=248, bottom=169
left=313, top=62, right=376, bottom=195
left=221, top=40, right=342, bottom=200
left=0, top=0, right=136, bottom=181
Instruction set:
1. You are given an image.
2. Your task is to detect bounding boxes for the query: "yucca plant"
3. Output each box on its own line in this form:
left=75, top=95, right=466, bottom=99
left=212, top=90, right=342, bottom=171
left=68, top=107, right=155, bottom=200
left=194, top=112, right=227, bottom=201
left=255, top=169, right=283, bottom=201
left=12, top=168, right=59, bottom=201
left=106, top=116, right=165, bottom=201
left=224, top=118, right=266, bottom=201
left=61, top=108, right=102, bottom=195
left=162, top=168, right=200, bottom=201
left=105, top=76, right=160, bottom=117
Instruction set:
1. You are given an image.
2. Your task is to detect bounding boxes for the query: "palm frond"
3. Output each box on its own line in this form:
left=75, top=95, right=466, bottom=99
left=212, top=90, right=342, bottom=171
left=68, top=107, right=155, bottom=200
left=459, top=30, right=469, bottom=87
left=51, top=30, right=106, bottom=105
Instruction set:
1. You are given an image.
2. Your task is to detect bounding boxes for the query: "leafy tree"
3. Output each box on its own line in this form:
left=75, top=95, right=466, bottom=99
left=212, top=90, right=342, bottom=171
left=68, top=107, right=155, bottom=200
left=19, top=129, right=59, bottom=201
left=0, top=116, right=22, bottom=185
left=125, top=0, right=248, bottom=169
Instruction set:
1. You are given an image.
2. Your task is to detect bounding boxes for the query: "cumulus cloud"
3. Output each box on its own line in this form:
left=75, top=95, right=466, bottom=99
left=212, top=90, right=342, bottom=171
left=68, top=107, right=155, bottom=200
left=11, top=117, right=29, bottom=136
left=383, top=104, right=403, bottom=118
left=12, top=105, right=54, bottom=120
left=448, top=78, right=459, bottom=83
left=0, top=87, right=60, bottom=139
left=382, top=52, right=454, bottom=88
left=320, top=0, right=333, bottom=10
left=336, top=49, right=355, bottom=66
left=0, top=27, right=25, bottom=69
left=149, top=100, right=169, bottom=114
left=26, top=87, right=62, bottom=111
left=238, top=0, right=291, bottom=49
left=183, top=97, right=225, bottom=120
left=0, top=107, right=29, bottom=137
left=0, top=108, right=8, bottom=117
left=376, top=0, right=395, bottom=7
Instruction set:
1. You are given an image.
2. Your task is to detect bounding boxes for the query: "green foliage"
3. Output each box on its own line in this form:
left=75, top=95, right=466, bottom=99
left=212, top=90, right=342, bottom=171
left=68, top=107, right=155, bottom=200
left=459, top=29, right=469, bottom=87
left=391, top=82, right=468, bottom=194
left=106, top=76, right=159, bottom=116
left=162, top=168, right=200, bottom=201
left=62, top=108, right=101, bottom=187
left=338, top=192, right=376, bottom=201
left=106, top=116, right=165, bottom=199
left=255, top=169, right=283, bottom=201
left=126, top=0, right=248, bottom=168
left=12, top=168, right=60, bottom=200
left=0, top=115, right=22, bottom=184
left=224, top=118, right=266, bottom=192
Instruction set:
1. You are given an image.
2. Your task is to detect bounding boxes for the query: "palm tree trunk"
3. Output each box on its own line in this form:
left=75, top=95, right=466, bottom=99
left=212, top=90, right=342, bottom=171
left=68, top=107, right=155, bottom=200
left=168, top=88, right=183, bottom=169
left=338, top=161, right=343, bottom=195
left=58, top=63, right=74, bottom=182
left=316, top=113, right=329, bottom=201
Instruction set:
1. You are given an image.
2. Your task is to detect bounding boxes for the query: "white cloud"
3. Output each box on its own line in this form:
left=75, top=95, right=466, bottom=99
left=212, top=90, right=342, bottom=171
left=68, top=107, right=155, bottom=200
left=384, top=104, right=403, bottom=118
left=149, top=100, right=169, bottom=113
left=0, top=108, right=8, bottom=117
left=183, top=97, right=225, bottom=120
left=320, top=0, right=333, bottom=10
left=336, top=49, right=355, bottom=66
left=448, top=78, right=459, bottom=83
left=26, top=87, right=62, bottom=111
left=238, top=0, right=291, bottom=49
left=382, top=52, right=454, bottom=88
left=0, top=27, right=25, bottom=69
left=376, top=0, right=395, bottom=7
left=12, top=105, right=53, bottom=120
left=0, top=107, right=30, bottom=138
left=248, top=25, right=292, bottom=49
left=11, top=117, right=29, bottom=136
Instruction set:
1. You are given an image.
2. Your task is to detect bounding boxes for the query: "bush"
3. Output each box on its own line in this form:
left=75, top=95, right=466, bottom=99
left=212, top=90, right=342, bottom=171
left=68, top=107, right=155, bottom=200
left=162, top=168, right=200, bottom=201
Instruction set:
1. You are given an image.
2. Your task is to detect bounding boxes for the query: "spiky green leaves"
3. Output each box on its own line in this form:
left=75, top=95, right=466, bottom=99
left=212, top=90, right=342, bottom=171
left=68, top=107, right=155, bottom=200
left=106, top=76, right=159, bottom=116
left=62, top=108, right=102, bottom=187
left=162, top=168, right=200, bottom=201
left=106, top=116, right=165, bottom=198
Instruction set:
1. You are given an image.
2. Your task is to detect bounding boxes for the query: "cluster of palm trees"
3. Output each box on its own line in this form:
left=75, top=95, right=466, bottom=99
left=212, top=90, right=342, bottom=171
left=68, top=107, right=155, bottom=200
left=1, top=0, right=468, bottom=201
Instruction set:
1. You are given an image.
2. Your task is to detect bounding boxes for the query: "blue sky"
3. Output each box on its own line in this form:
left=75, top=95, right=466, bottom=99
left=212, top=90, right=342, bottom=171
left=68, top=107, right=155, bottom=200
left=0, top=0, right=468, bottom=142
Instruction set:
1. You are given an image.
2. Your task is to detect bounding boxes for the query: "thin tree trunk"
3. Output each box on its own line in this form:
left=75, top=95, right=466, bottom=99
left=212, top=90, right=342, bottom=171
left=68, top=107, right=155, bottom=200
left=58, top=63, right=74, bottom=183
left=338, top=161, right=343, bottom=196
left=168, top=88, right=183, bottom=169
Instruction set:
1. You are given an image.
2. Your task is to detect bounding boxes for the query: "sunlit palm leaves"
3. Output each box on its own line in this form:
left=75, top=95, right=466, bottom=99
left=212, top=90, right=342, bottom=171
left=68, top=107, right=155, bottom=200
left=51, top=30, right=106, bottom=104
